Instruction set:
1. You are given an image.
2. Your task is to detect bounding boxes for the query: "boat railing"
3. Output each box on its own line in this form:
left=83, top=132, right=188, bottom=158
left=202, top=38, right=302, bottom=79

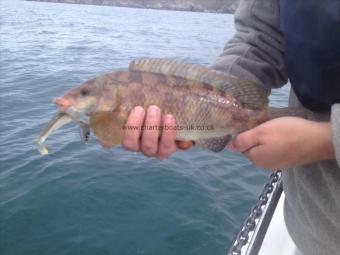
left=228, top=171, right=283, bottom=255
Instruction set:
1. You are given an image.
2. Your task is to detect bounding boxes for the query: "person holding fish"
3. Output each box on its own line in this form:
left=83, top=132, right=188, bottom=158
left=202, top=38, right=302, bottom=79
left=121, top=0, right=340, bottom=255
left=37, top=0, right=339, bottom=254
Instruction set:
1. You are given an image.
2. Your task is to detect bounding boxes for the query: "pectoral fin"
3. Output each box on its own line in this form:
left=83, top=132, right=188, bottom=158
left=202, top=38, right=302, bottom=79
left=79, top=122, right=90, bottom=144
left=194, top=135, right=232, bottom=152
left=89, top=112, right=124, bottom=148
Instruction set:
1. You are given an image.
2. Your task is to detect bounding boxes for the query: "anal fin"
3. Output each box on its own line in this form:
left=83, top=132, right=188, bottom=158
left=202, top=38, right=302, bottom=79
left=194, top=135, right=232, bottom=152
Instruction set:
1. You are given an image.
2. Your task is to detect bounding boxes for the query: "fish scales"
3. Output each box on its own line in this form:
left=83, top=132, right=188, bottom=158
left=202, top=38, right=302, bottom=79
left=36, top=58, right=306, bottom=155
left=90, top=70, right=266, bottom=141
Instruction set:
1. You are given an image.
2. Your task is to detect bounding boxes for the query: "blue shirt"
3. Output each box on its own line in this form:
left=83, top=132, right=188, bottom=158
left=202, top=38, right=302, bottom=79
left=280, top=0, right=340, bottom=111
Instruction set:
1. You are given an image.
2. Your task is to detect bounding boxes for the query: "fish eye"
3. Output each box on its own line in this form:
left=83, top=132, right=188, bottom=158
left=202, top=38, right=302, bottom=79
left=80, top=88, right=90, bottom=96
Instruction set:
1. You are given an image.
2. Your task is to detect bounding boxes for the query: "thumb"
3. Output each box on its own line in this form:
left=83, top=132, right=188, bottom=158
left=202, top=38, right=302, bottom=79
left=227, top=129, right=259, bottom=153
left=176, top=140, right=193, bottom=150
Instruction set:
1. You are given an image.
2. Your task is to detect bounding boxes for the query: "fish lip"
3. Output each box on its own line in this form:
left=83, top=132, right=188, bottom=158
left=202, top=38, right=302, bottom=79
left=54, top=97, right=72, bottom=113
left=54, top=97, right=71, bottom=106
left=53, top=96, right=90, bottom=124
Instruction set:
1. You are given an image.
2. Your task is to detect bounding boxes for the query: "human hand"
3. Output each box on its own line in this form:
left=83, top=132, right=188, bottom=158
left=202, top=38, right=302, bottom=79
left=227, top=117, right=335, bottom=170
left=122, top=105, right=192, bottom=160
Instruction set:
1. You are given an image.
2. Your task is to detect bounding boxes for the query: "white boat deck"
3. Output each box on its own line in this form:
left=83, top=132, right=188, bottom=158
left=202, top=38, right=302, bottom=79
left=258, top=193, right=303, bottom=255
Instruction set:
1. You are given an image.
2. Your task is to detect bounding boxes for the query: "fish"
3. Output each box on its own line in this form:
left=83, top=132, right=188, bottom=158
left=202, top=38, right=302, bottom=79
left=36, top=58, right=306, bottom=155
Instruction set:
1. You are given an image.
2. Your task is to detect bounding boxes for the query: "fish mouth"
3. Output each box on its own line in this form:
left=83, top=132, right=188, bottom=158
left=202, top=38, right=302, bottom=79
left=54, top=97, right=72, bottom=113
left=53, top=97, right=89, bottom=124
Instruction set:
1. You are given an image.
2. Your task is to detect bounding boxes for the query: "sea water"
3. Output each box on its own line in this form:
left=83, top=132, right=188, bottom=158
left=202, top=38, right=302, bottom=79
left=0, top=1, right=289, bottom=254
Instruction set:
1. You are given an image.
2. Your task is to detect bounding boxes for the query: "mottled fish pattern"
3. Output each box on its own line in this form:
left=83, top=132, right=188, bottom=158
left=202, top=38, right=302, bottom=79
left=37, top=58, right=306, bottom=154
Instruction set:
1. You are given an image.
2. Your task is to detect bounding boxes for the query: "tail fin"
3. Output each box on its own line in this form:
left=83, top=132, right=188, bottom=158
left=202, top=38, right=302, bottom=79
left=267, top=107, right=309, bottom=119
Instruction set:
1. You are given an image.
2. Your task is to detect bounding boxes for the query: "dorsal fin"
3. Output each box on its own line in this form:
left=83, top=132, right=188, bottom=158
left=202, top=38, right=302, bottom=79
left=129, top=58, right=269, bottom=109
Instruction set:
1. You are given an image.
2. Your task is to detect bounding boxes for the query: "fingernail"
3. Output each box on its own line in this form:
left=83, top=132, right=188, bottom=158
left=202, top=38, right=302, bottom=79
left=164, top=114, right=174, bottom=123
left=133, top=106, right=144, bottom=116
left=148, top=105, right=160, bottom=115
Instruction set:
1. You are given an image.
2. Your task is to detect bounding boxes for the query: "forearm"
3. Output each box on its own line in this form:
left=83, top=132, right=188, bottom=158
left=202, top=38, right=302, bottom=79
left=211, top=0, right=287, bottom=91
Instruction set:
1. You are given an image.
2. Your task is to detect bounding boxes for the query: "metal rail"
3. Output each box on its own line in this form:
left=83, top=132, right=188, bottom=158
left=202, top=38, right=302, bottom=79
left=228, top=171, right=283, bottom=255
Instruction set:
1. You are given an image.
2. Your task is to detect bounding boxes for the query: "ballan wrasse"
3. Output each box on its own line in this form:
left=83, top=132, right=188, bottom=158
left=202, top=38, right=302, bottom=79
left=36, top=58, right=305, bottom=155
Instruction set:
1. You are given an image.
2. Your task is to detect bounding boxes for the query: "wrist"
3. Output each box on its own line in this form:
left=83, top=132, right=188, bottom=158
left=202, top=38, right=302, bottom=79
left=307, top=122, right=335, bottom=163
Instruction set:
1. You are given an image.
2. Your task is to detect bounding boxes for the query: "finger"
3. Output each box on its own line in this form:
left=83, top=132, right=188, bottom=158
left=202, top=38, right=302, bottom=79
left=227, top=129, right=259, bottom=153
left=157, top=114, right=177, bottom=159
left=243, top=145, right=276, bottom=170
left=244, top=145, right=291, bottom=171
left=100, top=141, right=114, bottom=149
left=122, top=106, right=145, bottom=151
left=141, top=105, right=161, bottom=157
left=243, top=145, right=262, bottom=165
left=175, top=141, right=193, bottom=150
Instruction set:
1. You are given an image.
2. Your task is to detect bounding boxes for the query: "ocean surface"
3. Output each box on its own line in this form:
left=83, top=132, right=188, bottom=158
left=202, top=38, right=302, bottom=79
left=0, top=1, right=290, bottom=254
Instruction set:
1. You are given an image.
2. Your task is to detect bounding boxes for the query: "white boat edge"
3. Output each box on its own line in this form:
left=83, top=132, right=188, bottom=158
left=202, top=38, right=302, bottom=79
left=228, top=172, right=304, bottom=255
left=258, top=192, right=303, bottom=255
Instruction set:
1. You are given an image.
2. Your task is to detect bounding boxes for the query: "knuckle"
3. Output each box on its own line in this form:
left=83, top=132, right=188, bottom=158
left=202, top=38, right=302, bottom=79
left=232, top=138, right=242, bottom=148
left=160, top=144, right=176, bottom=157
left=141, top=141, right=158, bottom=156
left=122, top=139, right=139, bottom=152
left=160, top=140, right=175, bottom=152
left=232, top=138, right=245, bottom=151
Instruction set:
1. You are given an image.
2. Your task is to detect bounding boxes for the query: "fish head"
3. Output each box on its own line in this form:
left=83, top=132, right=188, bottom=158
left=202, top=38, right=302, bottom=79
left=54, top=75, right=118, bottom=115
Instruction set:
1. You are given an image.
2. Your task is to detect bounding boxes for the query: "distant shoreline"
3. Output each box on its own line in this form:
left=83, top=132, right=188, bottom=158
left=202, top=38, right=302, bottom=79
left=26, top=0, right=239, bottom=14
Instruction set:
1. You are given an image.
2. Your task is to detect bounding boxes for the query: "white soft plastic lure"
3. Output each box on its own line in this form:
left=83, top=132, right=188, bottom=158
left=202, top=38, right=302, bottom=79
left=35, top=113, right=72, bottom=155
